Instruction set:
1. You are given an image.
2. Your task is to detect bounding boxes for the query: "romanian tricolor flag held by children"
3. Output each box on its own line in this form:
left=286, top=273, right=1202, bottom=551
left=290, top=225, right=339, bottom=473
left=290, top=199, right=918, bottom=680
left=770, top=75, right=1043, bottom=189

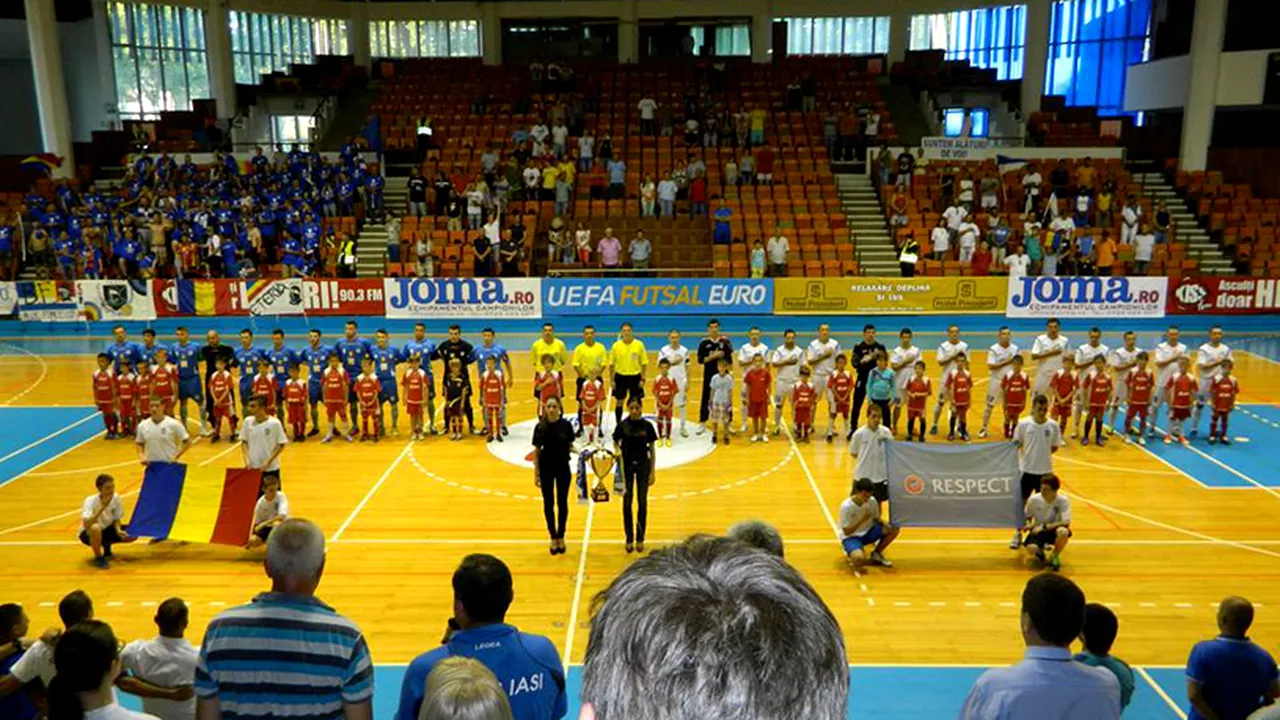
left=128, top=463, right=262, bottom=545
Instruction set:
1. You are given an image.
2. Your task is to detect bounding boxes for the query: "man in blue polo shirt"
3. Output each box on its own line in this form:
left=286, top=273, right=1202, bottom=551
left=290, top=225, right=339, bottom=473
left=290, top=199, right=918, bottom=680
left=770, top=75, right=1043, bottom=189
left=1186, top=596, right=1278, bottom=720
left=234, top=329, right=263, bottom=421
left=474, top=328, right=514, bottom=435
left=106, top=325, right=142, bottom=374
left=299, top=329, right=331, bottom=437
left=335, top=321, right=372, bottom=423
left=371, top=330, right=403, bottom=437
left=266, top=329, right=297, bottom=419
left=396, top=554, right=565, bottom=720
left=170, top=326, right=207, bottom=434
left=403, top=323, right=437, bottom=436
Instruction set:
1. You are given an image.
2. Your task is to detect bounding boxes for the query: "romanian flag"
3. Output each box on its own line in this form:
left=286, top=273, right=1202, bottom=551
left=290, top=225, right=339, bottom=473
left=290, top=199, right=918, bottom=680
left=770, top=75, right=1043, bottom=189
left=21, top=153, right=63, bottom=174
left=155, top=280, right=244, bottom=317
left=127, top=463, right=262, bottom=545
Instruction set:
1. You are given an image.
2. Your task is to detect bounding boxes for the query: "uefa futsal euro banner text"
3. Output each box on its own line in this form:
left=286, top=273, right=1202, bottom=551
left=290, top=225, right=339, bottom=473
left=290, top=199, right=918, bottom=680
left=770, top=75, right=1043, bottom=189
left=1006, top=276, right=1168, bottom=318
left=543, top=278, right=772, bottom=315
left=383, top=277, right=542, bottom=319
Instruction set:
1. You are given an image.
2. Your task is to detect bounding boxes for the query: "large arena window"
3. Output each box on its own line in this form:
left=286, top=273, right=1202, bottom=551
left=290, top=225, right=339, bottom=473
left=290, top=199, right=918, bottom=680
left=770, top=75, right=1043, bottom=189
left=909, top=4, right=1028, bottom=80
left=690, top=23, right=751, bottom=57
left=1045, top=0, right=1152, bottom=117
left=229, top=11, right=349, bottom=84
left=369, top=20, right=482, bottom=58
left=783, top=16, right=891, bottom=56
left=106, top=2, right=210, bottom=121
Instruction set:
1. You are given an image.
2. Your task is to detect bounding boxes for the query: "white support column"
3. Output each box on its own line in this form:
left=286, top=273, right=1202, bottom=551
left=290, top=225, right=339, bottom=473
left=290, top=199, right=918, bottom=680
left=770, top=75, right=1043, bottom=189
left=204, top=0, right=236, bottom=119
left=482, top=3, right=502, bottom=66
left=1179, top=0, right=1226, bottom=172
left=618, top=0, right=638, bottom=64
left=25, top=0, right=74, bottom=177
left=1021, top=0, right=1050, bottom=116
left=751, top=1, right=773, bottom=64
left=889, top=10, right=912, bottom=66
left=349, top=3, right=370, bottom=68
left=90, top=0, right=119, bottom=131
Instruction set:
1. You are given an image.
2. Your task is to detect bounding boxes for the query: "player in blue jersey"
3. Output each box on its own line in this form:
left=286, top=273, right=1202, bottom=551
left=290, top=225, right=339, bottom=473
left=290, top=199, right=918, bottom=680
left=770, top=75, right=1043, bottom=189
left=169, top=326, right=207, bottom=434
left=139, top=329, right=162, bottom=365
left=372, top=329, right=404, bottom=437
left=266, top=329, right=298, bottom=419
left=334, top=320, right=372, bottom=422
left=403, top=322, right=437, bottom=435
left=233, top=328, right=263, bottom=421
left=300, top=329, right=332, bottom=436
left=106, top=325, right=142, bottom=374
left=474, top=328, right=514, bottom=435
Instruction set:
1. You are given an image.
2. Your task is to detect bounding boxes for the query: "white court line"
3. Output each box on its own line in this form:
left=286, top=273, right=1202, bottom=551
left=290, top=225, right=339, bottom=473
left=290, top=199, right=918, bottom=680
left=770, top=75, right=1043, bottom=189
left=322, top=537, right=1280, bottom=548
left=25, top=460, right=139, bottom=477
left=1237, top=348, right=1280, bottom=369
left=1069, top=491, right=1280, bottom=560
left=562, top=501, right=596, bottom=669
left=1054, top=453, right=1180, bottom=476
left=329, top=441, right=414, bottom=542
left=0, top=489, right=140, bottom=538
left=1135, top=666, right=1188, bottom=720
left=0, top=343, right=50, bottom=405
left=1143, top=421, right=1280, bottom=500
left=0, top=412, right=101, bottom=465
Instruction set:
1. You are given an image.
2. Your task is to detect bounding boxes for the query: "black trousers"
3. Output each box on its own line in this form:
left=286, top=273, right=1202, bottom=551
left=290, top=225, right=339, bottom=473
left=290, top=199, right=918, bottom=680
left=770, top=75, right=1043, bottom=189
left=613, top=374, right=643, bottom=424
left=699, top=368, right=716, bottom=423
left=540, top=464, right=571, bottom=539
left=851, top=380, right=868, bottom=427
left=622, top=458, right=650, bottom=543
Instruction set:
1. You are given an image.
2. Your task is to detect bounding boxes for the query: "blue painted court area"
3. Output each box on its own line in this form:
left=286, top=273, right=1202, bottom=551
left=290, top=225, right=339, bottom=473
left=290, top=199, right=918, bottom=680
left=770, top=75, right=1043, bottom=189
left=1137, top=404, right=1280, bottom=488
left=0, top=406, right=102, bottom=485
left=118, top=663, right=1186, bottom=719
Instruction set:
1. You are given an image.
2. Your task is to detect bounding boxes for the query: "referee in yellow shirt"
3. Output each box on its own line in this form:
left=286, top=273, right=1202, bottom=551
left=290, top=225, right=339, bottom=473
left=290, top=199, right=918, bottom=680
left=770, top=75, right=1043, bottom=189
left=530, top=323, right=570, bottom=372
left=571, top=325, right=608, bottom=432
left=609, top=323, right=648, bottom=426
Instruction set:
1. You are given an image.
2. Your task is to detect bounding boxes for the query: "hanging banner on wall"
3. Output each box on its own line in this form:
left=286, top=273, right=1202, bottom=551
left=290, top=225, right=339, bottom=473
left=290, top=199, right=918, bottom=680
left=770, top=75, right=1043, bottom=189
left=384, top=277, right=542, bottom=319
left=1006, top=276, right=1167, bottom=318
left=773, top=277, right=1006, bottom=315
left=77, top=280, right=158, bottom=321
left=16, top=280, right=79, bottom=322
left=0, top=282, right=17, bottom=317
left=543, top=279, right=772, bottom=316
left=1167, top=276, right=1280, bottom=315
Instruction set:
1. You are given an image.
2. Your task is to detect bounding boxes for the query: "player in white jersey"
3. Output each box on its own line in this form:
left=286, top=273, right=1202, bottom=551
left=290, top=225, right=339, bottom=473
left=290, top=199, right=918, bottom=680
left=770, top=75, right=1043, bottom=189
left=1150, top=325, right=1188, bottom=436
left=888, top=328, right=922, bottom=435
left=1030, top=317, right=1070, bottom=395
left=806, top=323, right=842, bottom=436
left=980, top=326, right=1020, bottom=438
left=1191, top=325, right=1233, bottom=438
left=930, top=324, right=969, bottom=435
left=736, top=327, right=771, bottom=432
left=771, top=329, right=804, bottom=435
left=657, top=329, right=692, bottom=436
left=1107, top=330, right=1142, bottom=432
left=1071, top=327, right=1110, bottom=438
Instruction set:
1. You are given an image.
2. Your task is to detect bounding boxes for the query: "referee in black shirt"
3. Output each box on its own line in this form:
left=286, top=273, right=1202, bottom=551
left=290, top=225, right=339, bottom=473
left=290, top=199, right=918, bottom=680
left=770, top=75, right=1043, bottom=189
left=850, top=324, right=887, bottom=429
left=199, top=330, right=235, bottom=426
left=696, top=318, right=734, bottom=430
left=432, top=324, right=478, bottom=434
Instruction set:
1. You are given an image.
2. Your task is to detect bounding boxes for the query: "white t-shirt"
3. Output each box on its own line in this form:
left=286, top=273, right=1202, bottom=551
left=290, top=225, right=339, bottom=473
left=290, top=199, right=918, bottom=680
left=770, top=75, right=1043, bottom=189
left=83, top=705, right=159, bottom=720
left=1004, top=253, right=1030, bottom=278
left=987, top=342, right=1021, bottom=382
left=637, top=98, right=657, bottom=119
left=1154, top=341, right=1189, bottom=382
left=806, top=338, right=841, bottom=376
left=767, top=235, right=789, bottom=264
left=1122, top=204, right=1141, bottom=227
left=1014, top=417, right=1062, bottom=474
left=889, top=345, right=923, bottom=390
left=957, top=222, right=980, bottom=248
left=936, top=340, right=970, bottom=377
left=1032, top=334, right=1071, bottom=386
left=1133, top=233, right=1155, bottom=262
left=1024, top=172, right=1042, bottom=195
left=1109, top=346, right=1142, bottom=374
left=121, top=636, right=199, bottom=720
left=1050, top=216, right=1076, bottom=235
left=849, top=425, right=893, bottom=482
left=135, top=416, right=190, bottom=463
left=1196, top=342, right=1234, bottom=381
left=82, top=493, right=125, bottom=533
left=551, top=125, right=569, bottom=145
left=839, top=496, right=879, bottom=539
left=1025, top=493, right=1072, bottom=525
left=772, top=345, right=805, bottom=384
left=864, top=113, right=880, bottom=136
left=253, top=491, right=290, bottom=527
left=1074, top=342, right=1111, bottom=371
left=657, top=344, right=690, bottom=382
left=943, top=205, right=967, bottom=230
left=9, top=638, right=55, bottom=686
left=737, top=342, right=771, bottom=368
left=240, top=415, right=288, bottom=472
left=931, top=227, right=951, bottom=253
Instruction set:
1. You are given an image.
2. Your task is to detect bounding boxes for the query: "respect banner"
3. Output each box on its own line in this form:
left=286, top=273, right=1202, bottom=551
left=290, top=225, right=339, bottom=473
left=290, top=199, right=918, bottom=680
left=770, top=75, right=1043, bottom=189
left=887, top=441, right=1023, bottom=528
left=774, top=277, right=1006, bottom=315
left=543, top=278, right=772, bottom=316
left=384, top=277, right=542, bottom=319
left=77, top=280, right=158, bottom=321
left=1006, top=275, right=1167, bottom=318
left=1167, top=276, right=1280, bottom=315
left=16, top=280, right=79, bottom=322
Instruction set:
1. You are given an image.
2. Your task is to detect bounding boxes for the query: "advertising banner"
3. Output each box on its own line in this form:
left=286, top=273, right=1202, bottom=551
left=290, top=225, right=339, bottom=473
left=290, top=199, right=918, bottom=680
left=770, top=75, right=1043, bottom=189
left=0, top=282, right=16, bottom=316
left=16, top=280, right=79, bottom=322
left=1006, top=276, right=1167, bottom=318
left=887, top=441, right=1023, bottom=528
left=77, top=280, right=158, bottom=321
left=295, top=279, right=385, bottom=316
left=1167, top=276, right=1280, bottom=315
left=384, top=277, right=542, bottom=319
left=543, top=278, right=771, bottom=316
left=774, top=277, right=1006, bottom=315
left=153, top=279, right=246, bottom=317
left=241, top=278, right=305, bottom=316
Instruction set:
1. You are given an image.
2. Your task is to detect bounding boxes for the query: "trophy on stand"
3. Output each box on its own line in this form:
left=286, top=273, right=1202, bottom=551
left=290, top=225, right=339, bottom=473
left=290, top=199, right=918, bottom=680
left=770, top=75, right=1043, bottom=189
left=589, top=445, right=615, bottom=503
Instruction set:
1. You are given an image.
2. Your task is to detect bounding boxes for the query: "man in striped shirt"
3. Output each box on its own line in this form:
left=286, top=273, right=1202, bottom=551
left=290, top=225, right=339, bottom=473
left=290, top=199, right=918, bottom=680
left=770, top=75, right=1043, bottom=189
left=195, top=519, right=373, bottom=720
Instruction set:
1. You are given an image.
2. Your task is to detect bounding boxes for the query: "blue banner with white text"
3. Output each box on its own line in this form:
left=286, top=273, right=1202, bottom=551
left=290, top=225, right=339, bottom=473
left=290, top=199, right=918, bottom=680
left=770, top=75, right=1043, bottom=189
left=543, top=279, right=772, bottom=316
left=887, top=441, right=1023, bottom=528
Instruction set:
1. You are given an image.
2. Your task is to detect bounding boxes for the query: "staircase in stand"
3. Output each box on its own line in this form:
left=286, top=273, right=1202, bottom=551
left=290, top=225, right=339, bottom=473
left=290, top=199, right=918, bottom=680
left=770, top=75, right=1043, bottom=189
left=353, top=176, right=408, bottom=278
left=1131, top=169, right=1234, bottom=275
left=836, top=174, right=899, bottom=275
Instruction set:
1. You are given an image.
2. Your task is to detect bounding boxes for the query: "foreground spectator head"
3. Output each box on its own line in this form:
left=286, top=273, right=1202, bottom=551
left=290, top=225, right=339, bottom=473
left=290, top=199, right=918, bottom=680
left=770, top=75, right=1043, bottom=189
left=1079, top=603, right=1119, bottom=656
left=453, top=554, right=514, bottom=628
left=579, top=535, right=847, bottom=720
left=265, top=518, right=326, bottom=595
left=1022, top=573, right=1086, bottom=647
left=419, top=656, right=514, bottom=720
left=48, top=620, right=120, bottom=719
left=0, top=603, right=27, bottom=644
left=1217, top=595, right=1254, bottom=636
left=726, top=519, right=785, bottom=558
left=59, top=589, right=94, bottom=629
left=155, top=597, right=189, bottom=638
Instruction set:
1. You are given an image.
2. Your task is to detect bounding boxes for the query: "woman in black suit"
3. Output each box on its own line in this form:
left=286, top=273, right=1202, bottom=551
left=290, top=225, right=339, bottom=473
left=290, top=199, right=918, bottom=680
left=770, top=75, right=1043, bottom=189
left=612, top=396, right=657, bottom=553
left=532, top=396, right=575, bottom=555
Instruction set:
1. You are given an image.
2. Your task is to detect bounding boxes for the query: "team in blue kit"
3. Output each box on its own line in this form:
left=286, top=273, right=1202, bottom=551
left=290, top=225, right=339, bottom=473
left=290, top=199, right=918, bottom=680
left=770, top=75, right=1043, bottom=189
left=474, top=328, right=514, bottom=434
left=266, top=329, right=299, bottom=409
left=372, top=330, right=403, bottom=436
left=233, top=329, right=264, bottom=418
left=169, top=326, right=205, bottom=431
left=300, top=329, right=334, bottom=435
left=403, top=322, right=438, bottom=435
left=335, top=320, right=374, bottom=420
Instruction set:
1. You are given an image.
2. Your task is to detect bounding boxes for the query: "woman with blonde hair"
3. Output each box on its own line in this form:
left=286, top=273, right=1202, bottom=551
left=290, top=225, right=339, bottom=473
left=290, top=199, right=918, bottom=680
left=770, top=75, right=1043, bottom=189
left=418, top=656, right=513, bottom=720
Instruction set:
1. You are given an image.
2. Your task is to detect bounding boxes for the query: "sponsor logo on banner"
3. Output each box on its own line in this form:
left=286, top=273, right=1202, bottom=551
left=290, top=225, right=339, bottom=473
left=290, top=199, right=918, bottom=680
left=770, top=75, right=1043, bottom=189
left=77, top=280, right=158, bottom=321
left=0, top=281, right=17, bottom=316
left=242, top=279, right=304, bottom=316
left=544, top=279, right=771, bottom=315
left=1006, top=276, right=1167, bottom=318
left=774, top=277, right=1005, bottom=315
left=1168, top=276, right=1280, bottom=315
left=16, top=280, right=80, bottom=322
left=887, top=441, right=1023, bottom=528
left=384, top=277, right=541, bottom=319
left=298, top=279, right=384, bottom=316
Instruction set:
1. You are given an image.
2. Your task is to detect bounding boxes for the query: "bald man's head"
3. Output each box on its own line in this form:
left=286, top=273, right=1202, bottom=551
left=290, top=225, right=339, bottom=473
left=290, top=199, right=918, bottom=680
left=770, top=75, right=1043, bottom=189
left=1217, top=596, right=1254, bottom=637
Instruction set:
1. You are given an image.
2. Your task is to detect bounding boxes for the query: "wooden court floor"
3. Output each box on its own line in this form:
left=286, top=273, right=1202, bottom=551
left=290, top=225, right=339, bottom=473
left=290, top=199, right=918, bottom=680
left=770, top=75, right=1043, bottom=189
left=2, top=345, right=1279, bottom=672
